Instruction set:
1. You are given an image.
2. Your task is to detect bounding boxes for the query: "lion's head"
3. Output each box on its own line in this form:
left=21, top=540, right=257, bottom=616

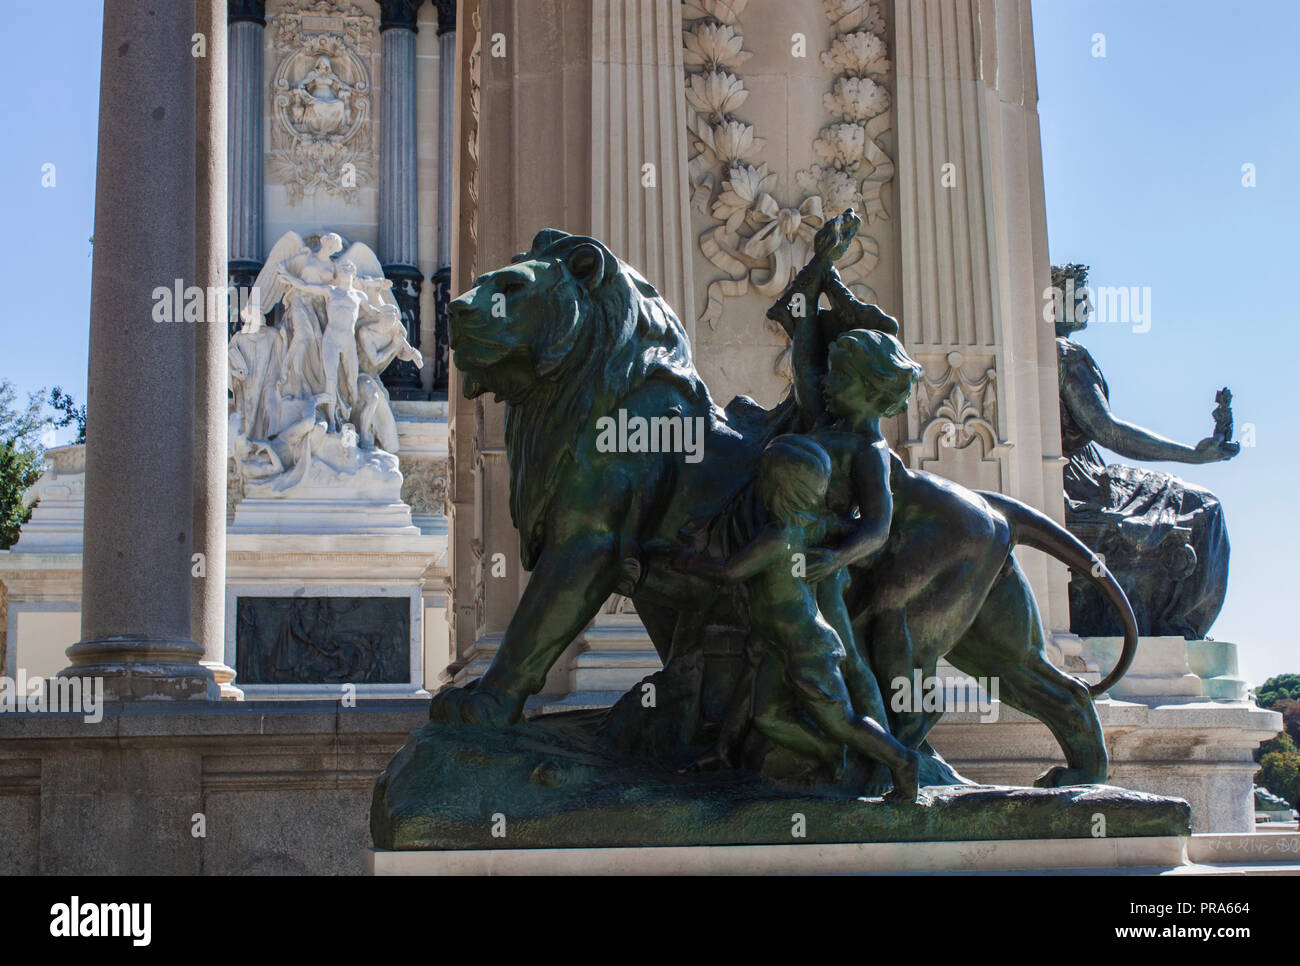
left=448, top=228, right=713, bottom=568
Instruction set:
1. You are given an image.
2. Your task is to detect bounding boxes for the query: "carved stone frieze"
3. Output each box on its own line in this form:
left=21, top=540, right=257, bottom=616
left=400, top=457, right=449, bottom=517
left=269, top=1, right=377, bottom=204
left=907, top=350, right=1010, bottom=489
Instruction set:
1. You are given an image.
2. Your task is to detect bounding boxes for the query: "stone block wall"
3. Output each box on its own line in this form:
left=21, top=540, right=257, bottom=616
left=0, top=702, right=425, bottom=875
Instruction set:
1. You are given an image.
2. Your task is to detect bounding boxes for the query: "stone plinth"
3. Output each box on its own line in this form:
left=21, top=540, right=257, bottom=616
left=0, top=700, right=425, bottom=875
left=368, top=836, right=1190, bottom=876
left=228, top=495, right=418, bottom=536
left=369, top=828, right=1300, bottom=875
left=225, top=531, right=445, bottom=699
left=392, top=399, right=450, bottom=535
left=1, top=421, right=454, bottom=699
left=1082, top=636, right=1205, bottom=703
left=1185, top=640, right=1251, bottom=701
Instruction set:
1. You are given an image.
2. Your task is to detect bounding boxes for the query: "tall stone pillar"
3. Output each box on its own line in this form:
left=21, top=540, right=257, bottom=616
left=447, top=0, right=482, bottom=672
left=195, top=0, right=240, bottom=699
left=430, top=0, right=457, bottom=392
left=447, top=0, right=595, bottom=682
left=892, top=0, right=1068, bottom=630
left=64, top=0, right=216, bottom=700
left=227, top=0, right=265, bottom=334
left=378, top=0, right=427, bottom=400
left=447, top=0, right=698, bottom=682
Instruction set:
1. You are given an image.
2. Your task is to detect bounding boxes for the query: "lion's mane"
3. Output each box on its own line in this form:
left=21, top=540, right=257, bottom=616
left=502, top=230, right=715, bottom=569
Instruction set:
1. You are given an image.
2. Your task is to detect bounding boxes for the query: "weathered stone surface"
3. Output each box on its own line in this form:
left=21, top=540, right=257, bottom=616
left=371, top=714, right=1191, bottom=850
left=0, top=701, right=425, bottom=875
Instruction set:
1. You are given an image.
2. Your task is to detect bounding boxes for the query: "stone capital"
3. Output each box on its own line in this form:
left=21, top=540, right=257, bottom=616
left=378, top=0, right=425, bottom=33
left=227, top=0, right=266, bottom=26
left=433, top=0, right=456, bottom=35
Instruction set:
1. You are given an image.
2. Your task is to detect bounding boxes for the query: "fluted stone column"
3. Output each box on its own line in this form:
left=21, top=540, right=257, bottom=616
left=64, top=0, right=216, bottom=700
left=227, top=0, right=266, bottom=335
left=893, top=0, right=1067, bottom=630
left=196, top=0, right=240, bottom=699
left=378, top=0, right=426, bottom=399
left=447, top=0, right=481, bottom=668
left=429, top=0, right=456, bottom=392
left=453, top=0, right=594, bottom=681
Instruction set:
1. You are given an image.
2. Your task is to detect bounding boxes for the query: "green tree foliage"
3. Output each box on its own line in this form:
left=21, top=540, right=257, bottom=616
left=1281, top=699, right=1300, bottom=747
left=0, top=379, right=46, bottom=549
left=1256, top=733, right=1300, bottom=810
left=1258, top=674, right=1300, bottom=710
left=48, top=387, right=87, bottom=444
left=1254, top=676, right=1300, bottom=808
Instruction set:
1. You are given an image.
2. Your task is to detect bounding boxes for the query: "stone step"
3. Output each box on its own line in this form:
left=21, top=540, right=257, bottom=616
left=369, top=832, right=1300, bottom=875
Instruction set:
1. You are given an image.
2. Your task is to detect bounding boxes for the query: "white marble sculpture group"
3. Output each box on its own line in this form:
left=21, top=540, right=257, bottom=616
left=228, top=231, right=422, bottom=501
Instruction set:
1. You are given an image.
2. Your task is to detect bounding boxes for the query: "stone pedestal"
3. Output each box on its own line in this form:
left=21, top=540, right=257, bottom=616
left=226, top=426, right=443, bottom=698
left=0, top=700, right=428, bottom=875
left=224, top=532, right=441, bottom=699
left=927, top=637, right=1281, bottom=833
left=1, top=416, right=454, bottom=702
left=1185, top=640, right=1251, bottom=701
left=1082, top=636, right=1206, bottom=704
left=226, top=397, right=446, bottom=698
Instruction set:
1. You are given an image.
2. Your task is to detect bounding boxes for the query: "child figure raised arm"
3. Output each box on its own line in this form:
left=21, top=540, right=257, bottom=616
left=770, top=212, right=926, bottom=736
left=672, top=435, right=921, bottom=803
left=766, top=208, right=901, bottom=432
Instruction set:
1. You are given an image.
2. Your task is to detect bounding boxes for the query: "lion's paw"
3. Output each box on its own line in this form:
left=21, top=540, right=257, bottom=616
left=428, top=686, right=515, bottom=727
left=861, top=761, right=893, bottom=797
left=1034, top=765, right=1103, bottom=788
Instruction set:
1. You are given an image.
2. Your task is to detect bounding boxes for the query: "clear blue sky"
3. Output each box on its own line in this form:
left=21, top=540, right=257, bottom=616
left=0, top=1, right=1294, bottom=684
left=1033, top=0, right=1300, bottom=686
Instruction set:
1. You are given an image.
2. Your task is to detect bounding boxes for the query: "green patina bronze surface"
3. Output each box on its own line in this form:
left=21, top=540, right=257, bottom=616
left=370, top=219, right=1179, bottom=849
left=1053, top=262, right=1237, bottom=640
left=371, top=715, right=1190, bottom=850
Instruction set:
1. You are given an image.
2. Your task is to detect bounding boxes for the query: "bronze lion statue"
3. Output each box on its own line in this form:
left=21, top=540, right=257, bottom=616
left=435, top=228, right=1137, bottom=789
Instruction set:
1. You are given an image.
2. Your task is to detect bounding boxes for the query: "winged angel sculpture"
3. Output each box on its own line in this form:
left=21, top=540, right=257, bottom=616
left=228, top=231, right=422, bottom=496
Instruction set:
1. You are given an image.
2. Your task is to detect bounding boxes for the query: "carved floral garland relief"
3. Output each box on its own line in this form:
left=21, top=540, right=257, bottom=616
left=682, top=0, right=896, bottom=378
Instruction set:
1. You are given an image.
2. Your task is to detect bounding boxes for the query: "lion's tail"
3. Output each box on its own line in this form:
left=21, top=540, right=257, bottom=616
left=977, top=490, right=1138, bottom=697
